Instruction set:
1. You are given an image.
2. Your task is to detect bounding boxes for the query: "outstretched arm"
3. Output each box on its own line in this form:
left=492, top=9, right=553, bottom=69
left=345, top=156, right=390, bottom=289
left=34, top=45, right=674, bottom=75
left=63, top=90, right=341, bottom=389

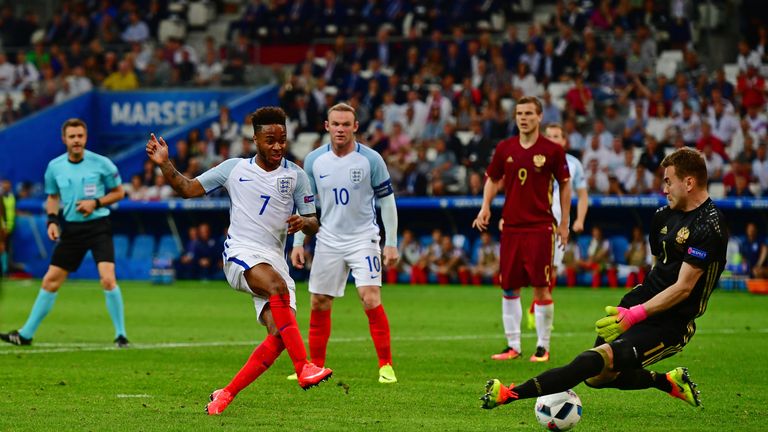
left=146, top=133, right=205, bottom=198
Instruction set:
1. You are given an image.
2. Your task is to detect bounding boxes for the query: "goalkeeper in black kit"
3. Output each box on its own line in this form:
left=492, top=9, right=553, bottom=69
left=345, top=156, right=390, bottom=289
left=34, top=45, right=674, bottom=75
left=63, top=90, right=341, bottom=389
left=481, top=148, right=727, bottom=409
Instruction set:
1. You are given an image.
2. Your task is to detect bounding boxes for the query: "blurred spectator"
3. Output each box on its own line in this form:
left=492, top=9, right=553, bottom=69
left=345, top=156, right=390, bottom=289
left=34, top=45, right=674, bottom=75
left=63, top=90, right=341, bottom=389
left=579, top=226, right=618, bottom=288
left=0, top=178, right=15, bottom=276
left=727, top=173, right=755, bottom=198
left=175, top=225, right=200, bottom=280
left=195, top=50, right=223, bottom=86
left=210, top=106, right=240, bottom=149
left=191, top=223, right=221, bottom=280
left=0, top=52, right=14, bottom=90
left=470, top=231, right=499, bottom=285
left=741, top=222, right=768, bottom=278
left=432, top=235, right=470, bottom=285
left=702, top=141, right=725, bottom=182
left=121, top=12, right=150, bottom=43
left=102, top=59, right=139, bottom=90
left=145, top=174, right=174, bottom=201
left=737, top=66, right=766, bottom=110
left=565, top=75, right=593, bottom=117
left=602, top=103, right=626, bottom=137
left=753, top=144, right=768, bottom=193
left=624, top=226, right=650, bottom=287
left=624, top=162, right=655, bottom=195
left=389, top=228, right=427, bottom=284
left=13, top=52, right=40, bottom=90
left=674, top=104, right=702, bottom=147
left=125, top=174, right=148, bottom=201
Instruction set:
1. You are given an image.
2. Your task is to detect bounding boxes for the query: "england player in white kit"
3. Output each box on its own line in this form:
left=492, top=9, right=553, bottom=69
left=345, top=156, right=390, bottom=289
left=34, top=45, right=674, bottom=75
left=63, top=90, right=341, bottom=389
left=146, top=107, right=332, bottom=416
left=291, top=103, right=400, bottom=384
left=524, top=123, right=589, bottom=360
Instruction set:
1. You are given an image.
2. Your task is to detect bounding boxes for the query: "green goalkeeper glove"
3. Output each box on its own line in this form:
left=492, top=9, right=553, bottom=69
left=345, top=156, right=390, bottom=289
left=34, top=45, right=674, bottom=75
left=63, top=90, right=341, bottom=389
left=595, top=305, right=648, bottom=342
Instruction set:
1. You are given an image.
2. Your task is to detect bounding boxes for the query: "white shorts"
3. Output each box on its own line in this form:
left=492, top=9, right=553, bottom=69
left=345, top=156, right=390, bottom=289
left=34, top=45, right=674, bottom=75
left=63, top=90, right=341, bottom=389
left=223, top=249, right=296, bottom=325
left=309, top=243, right=382, bottom=298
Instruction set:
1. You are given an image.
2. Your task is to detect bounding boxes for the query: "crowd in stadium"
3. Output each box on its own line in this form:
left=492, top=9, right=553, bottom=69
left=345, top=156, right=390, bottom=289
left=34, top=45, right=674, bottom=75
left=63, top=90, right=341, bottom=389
left=2, top=0, right=768, bottom=282
left=0, top=0, right=766, bottom=199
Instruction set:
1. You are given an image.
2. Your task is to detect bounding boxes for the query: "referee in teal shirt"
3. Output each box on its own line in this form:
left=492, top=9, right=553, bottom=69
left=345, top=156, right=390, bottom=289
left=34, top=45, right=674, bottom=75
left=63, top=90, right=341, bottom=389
left=1, top=118, right=129, bottom=347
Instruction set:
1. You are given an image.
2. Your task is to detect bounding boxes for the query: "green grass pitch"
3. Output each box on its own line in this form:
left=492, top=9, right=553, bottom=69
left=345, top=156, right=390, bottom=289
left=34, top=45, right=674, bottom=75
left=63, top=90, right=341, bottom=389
left=0, top=279, right=766, bottom=431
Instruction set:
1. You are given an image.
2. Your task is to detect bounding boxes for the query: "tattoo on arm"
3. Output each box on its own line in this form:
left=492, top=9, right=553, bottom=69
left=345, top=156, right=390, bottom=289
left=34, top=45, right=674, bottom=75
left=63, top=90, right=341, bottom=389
left=161, top=161, right=197, bottom=197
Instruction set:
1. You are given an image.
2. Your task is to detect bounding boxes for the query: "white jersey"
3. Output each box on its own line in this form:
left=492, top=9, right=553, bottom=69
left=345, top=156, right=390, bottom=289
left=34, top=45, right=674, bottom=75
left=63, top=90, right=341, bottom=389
left=552, top=153, right=586, bottom=226
left=303, top=142, right=394, bottom=249
left=197, top=157, right=315, bottom=257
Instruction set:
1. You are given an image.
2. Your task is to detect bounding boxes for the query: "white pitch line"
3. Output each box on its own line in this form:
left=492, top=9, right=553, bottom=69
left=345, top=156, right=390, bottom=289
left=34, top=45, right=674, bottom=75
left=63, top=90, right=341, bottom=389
left=116, top=394, right=152, bottom=398
left=1, top=328, right=766, bottom=356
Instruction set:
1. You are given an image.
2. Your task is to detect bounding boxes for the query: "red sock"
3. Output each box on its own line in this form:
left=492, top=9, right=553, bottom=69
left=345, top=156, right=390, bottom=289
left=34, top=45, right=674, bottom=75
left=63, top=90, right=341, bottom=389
left=437, top=273, right=449, bottom=284
left=607, top=268, right=618, bottom=288
left=626, top=272, right=636, bottom=288
left=365, top=305, right=392, bottom=367
left=269, top=294, right=308, bottom=373
left=638, top=267, right=646, bottom=283
left=471, top=274, right=481, bottom=285
left=224, top=334, right=285, bottom=396
left=386, top=267, right=398, bottom=284
left=458, top=268, right=470, bottom=285
left=566, top=268, right=576, bottom=287
left=308, top=309, right=331, bottom=367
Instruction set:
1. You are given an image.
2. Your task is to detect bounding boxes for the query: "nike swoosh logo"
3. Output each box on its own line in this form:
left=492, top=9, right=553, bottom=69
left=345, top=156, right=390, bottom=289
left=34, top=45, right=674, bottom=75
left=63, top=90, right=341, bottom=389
left=319, top=174, right=330, bottom=178
left=370, top=275, right=379, bottom=279
left=239, top=177, right=254, bottom=182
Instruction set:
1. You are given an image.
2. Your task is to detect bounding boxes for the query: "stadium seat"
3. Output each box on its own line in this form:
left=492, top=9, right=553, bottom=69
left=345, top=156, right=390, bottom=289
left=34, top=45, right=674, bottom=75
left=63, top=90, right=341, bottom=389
left=157, top=234, right=182, bottom=259
left=158, top=17, right=187, bottom=43
left=456, top=131, right=473, bottom=146
left=708, top=182, right=725, bottom=199
left=292, top=132, right=320, bottom=160
left=130, top=234, right=156, bottom=260
left=609, top=235, right=630, bottom=265
left=698, top=3, right=722, bottom=29
left=723, top=64, right=739, bottom=86
left=113, top=235, right=130, bottom=260
left=187, top=2, right=209, bottom=28
left=655, top=58, right=678, bottom=79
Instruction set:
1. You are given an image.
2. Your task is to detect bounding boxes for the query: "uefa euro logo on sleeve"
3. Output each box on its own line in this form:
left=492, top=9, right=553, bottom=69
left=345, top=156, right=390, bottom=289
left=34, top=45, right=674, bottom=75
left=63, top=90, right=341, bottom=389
left=277, top=177, right=293, bottom=197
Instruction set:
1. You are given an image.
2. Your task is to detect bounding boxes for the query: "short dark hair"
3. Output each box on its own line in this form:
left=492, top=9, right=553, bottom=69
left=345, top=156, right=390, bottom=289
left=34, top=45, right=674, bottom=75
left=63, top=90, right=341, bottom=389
left=61, top=118, right=87, bottom=135
left=661, top=147, right=707, bottom=187
left=251, top=106, right=287, bottom=133
left=516, top=96, right=542, bottom=114
left=328, top=102, right=357, bottom=121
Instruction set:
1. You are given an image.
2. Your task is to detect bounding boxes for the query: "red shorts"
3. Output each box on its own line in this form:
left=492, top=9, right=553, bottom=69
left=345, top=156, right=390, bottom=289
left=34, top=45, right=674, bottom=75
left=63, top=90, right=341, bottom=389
left=499, top=229, right=554, bottom=289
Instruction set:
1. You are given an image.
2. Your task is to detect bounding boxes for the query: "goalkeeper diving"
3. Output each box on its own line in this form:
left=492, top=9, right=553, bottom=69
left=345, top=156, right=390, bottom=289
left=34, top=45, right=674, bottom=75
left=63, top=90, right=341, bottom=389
left=480, top=148, right=728, bottom=410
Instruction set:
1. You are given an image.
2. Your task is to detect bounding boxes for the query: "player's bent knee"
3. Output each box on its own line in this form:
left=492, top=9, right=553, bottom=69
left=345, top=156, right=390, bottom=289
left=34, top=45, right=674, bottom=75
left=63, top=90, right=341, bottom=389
left=608, top=339, right=641, bottom=371
left=311, top=294, right=333, bottom=311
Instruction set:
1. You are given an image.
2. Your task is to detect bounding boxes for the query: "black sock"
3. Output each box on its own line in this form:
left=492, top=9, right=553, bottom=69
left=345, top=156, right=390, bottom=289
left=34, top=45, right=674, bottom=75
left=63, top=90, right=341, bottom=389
left=603, top=369, right=653, bottom=390
left=514, top=350, right=604, bottom=399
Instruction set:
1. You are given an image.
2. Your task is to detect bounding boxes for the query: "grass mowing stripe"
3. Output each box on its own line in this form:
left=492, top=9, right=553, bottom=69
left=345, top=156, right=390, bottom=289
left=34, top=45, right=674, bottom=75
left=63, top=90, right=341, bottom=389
left=3, top=327, right=767, bottom=355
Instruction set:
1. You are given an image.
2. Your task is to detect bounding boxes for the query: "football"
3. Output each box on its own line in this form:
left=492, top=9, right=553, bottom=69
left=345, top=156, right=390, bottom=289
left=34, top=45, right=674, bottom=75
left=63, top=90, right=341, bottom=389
left=534, top=389, right=583, bottom=431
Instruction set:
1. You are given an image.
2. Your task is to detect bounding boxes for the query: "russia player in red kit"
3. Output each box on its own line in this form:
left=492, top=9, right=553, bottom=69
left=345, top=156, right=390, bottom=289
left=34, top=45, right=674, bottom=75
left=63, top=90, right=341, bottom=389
left=472, top=96, right=571, bottom=362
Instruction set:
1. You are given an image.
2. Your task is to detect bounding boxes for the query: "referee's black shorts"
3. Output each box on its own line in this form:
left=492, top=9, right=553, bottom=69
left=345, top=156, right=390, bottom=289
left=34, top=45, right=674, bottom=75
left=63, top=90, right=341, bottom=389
left=50, top=217, right=115, bottom=272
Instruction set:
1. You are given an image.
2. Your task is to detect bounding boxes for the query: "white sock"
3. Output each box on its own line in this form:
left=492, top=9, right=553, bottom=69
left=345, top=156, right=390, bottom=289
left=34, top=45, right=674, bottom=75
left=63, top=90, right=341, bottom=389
left=502, top=296, right=522, bottom=352
left=534, top=303, right=554, bottom=350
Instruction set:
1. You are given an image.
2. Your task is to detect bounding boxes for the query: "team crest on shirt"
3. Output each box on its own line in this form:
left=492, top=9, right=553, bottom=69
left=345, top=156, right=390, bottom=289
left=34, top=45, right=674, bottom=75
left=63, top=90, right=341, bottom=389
left=506, top=156, right=514, bottom=163
left=350, top=168, right=364, bottom=184
left=277, top=177, right=293, bottom=196
left=676, top=227, right=690, bottom=244
left=533, top=154, right=546, bottom=167
left=660, top=226, right=668, bottom=235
